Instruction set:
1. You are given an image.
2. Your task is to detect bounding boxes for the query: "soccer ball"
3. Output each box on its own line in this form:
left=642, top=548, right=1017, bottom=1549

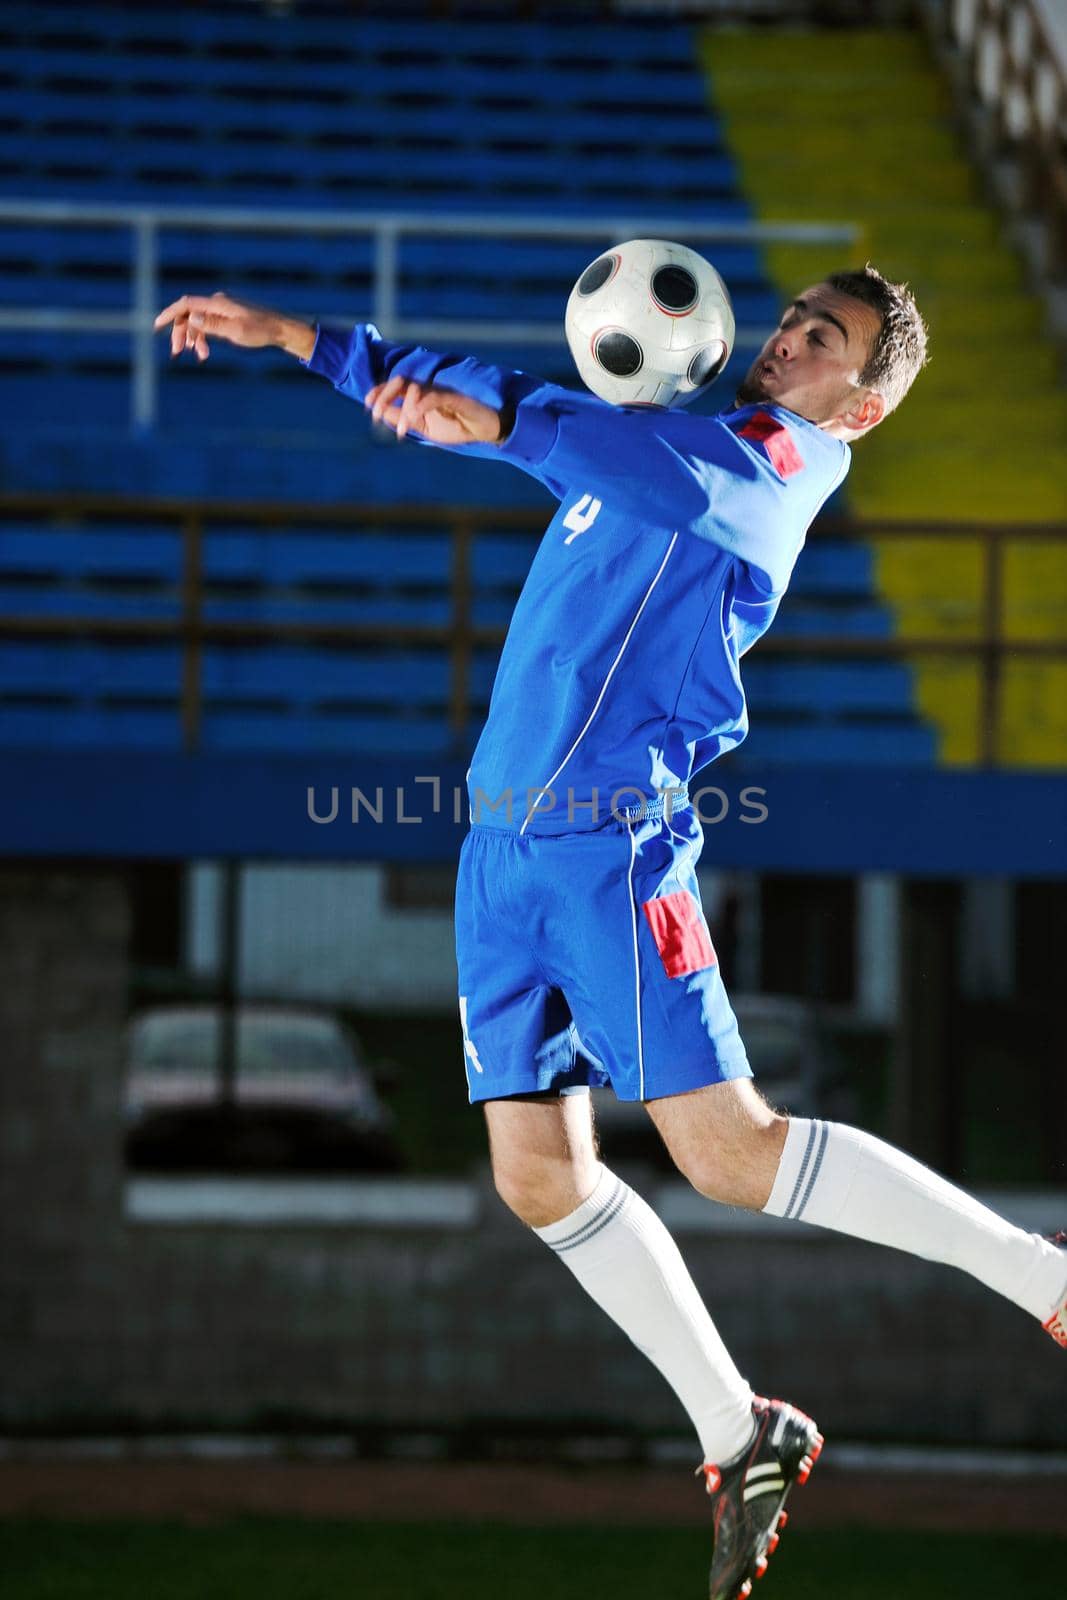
left=565, top=238, right=735, bottom=408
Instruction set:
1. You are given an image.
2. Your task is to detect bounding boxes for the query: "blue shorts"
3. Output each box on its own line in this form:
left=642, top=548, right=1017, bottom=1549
left=454, top=799, right=752, bottom=1104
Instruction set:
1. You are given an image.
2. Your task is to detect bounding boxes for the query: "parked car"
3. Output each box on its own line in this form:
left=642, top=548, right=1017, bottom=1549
left=123, top=1004, right=403, bottom=1173
left=591, top=993, right=856, bottom=1167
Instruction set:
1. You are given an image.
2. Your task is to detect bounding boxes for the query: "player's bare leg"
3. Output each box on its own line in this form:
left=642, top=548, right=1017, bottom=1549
left=645, top=1078, right=788, bottom=1209
left=486, top=1090, right=823, bottom=1598
left=485, top=1091, right=601, bottom=1227
left=485, top=1092, right=758, bottom=1463
left=641, top=1077, right=1066, bottom=1594
left=646, top=1079, right=1067, bottom=1337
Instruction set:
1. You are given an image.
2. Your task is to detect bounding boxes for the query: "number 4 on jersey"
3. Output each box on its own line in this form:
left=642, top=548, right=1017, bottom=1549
left=562, top=493, right=603, bottom=545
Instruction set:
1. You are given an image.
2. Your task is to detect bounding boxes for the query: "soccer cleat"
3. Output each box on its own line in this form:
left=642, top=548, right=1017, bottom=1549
left=698, top=1396, right=824, bottom=1600
left=1043, top=1231, right=1067, bottom=1349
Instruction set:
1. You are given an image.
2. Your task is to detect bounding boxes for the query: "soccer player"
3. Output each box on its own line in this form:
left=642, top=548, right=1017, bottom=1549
left=156, top=272, right=1066, bottom=1600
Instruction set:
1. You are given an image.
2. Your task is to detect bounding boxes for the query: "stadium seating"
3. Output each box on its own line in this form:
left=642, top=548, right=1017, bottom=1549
left=0, top=3, right=935, bottom=772
left=0, top=502, right=927, bottom=763
left=0, top=1, right=771, bottom=445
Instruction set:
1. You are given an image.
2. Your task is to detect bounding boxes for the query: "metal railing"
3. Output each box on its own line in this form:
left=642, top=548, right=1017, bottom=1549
left=0, top=199, right=860, bottom=430
left=933, top=0, right=1067, bottom=271
left=0, top=493, right=1064, bottom=768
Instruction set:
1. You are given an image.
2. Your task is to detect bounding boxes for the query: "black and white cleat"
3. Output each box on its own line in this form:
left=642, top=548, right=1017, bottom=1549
left=699, top=1395, right=824, bottom=1600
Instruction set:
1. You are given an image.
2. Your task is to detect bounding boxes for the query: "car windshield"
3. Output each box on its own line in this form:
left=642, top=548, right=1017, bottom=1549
left=129, top=1012, right=353, bottom=1078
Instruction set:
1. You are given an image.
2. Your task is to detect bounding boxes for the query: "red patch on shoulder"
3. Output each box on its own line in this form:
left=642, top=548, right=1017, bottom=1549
left=738, top=410, right=805, bottom=478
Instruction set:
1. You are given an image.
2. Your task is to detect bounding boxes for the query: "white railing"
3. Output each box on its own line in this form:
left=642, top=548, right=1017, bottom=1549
left=0, top=199, right=860, bottom=430
left=947, top=0, right=1066, bottom=135
left=930, top=0, right=1067, bottom=273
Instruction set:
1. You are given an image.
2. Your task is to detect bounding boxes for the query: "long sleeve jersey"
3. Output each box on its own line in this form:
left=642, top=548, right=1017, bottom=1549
left=305, top=322, right=851, bottom=835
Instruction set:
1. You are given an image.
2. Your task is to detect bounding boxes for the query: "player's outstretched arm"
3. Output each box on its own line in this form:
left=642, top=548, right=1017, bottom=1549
left=154, top=296, right=548, bottom=475
left=153, top=291, right=315, bottom=362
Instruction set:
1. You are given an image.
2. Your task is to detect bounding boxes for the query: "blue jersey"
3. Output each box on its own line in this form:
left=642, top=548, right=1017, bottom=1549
left=306, top=322, right=851, bottom=835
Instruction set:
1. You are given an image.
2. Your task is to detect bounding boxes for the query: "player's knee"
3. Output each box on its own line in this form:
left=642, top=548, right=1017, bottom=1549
left=673, top=1112, right=788, bottom=1209
left=492, top=1159, right=560, bottom=1227
left=492, top=1155, right=594, bottom=1229
left=673, top=1143, right=733, bottom=1203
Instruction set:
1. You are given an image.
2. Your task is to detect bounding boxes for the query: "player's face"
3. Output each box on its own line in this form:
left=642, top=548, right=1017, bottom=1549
left=737, top=284, right=885, bottom=436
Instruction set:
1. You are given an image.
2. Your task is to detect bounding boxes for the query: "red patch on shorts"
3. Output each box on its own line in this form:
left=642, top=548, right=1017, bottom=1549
left=738, top=410, right=805, bottom=478
left=642, top=890, right=717, bottom=979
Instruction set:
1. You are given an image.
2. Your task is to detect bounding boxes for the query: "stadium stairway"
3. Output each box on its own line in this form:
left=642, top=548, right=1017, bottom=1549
left=703, top=26, right=1067, bottom=767
left=0, top=4, right=936, bottom=775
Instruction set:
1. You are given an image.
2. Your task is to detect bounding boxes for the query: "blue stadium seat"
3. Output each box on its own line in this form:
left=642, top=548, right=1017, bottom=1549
left=200, top=595, right=452, bottom=628
left=744, top=660, right=916, bottom=716
left=201, top=648, right=450, bottom=705
left=6, top=132, right=740, bottom=197
left=4, top=88, right=726, bottom=154
left=4, top=6, right=694, bottom=66
left=739, top=721, right=939, bottom=765
left=0, top=704, right=179, bottom=748
left=788, top=541, right=875, bottom=596
left=0, top=526, right=179, bottom=581
left=398, top=236, right=763, bottom=283
left=0, top=171, right=753, bottom=218
left=199, top=712, right=468, bottom=755
left=772, top=603, right=894, bottom=640
left=202, top=530, right=452, bottom=586
left=1, top=45, right=712, bottom=106
left=0, top=588, right=182, bottom=621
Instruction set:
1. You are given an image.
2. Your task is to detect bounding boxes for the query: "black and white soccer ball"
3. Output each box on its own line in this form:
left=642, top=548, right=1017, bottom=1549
left=565, top=238, right=735, bottom=408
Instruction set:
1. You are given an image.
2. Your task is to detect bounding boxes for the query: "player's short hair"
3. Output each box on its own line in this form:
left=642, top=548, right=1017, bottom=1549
left=825, top=263, right=929, bottom=416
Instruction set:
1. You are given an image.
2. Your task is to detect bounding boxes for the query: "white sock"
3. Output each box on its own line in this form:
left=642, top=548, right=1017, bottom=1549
left=765, top=1118, right=1067, bottom=1322
left=534, top=1165, right=755, bottom=1465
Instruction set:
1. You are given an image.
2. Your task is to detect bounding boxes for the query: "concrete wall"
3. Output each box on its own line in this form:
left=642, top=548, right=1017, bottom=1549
left=1, top=865, right=1062, bottom=1447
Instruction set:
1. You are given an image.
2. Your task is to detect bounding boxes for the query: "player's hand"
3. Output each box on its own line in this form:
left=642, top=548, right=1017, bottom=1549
left=365, top=376, right=503, bottom=446
left=152, top=291, right=314, bottom=362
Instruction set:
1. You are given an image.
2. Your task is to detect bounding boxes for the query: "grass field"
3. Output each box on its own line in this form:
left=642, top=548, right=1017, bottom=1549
left=1, top=1520, right=1061, bottom=1599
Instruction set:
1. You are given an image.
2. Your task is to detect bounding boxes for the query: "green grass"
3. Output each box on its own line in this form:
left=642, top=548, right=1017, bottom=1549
left=1, top=1520, right=1062, bottom=1599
